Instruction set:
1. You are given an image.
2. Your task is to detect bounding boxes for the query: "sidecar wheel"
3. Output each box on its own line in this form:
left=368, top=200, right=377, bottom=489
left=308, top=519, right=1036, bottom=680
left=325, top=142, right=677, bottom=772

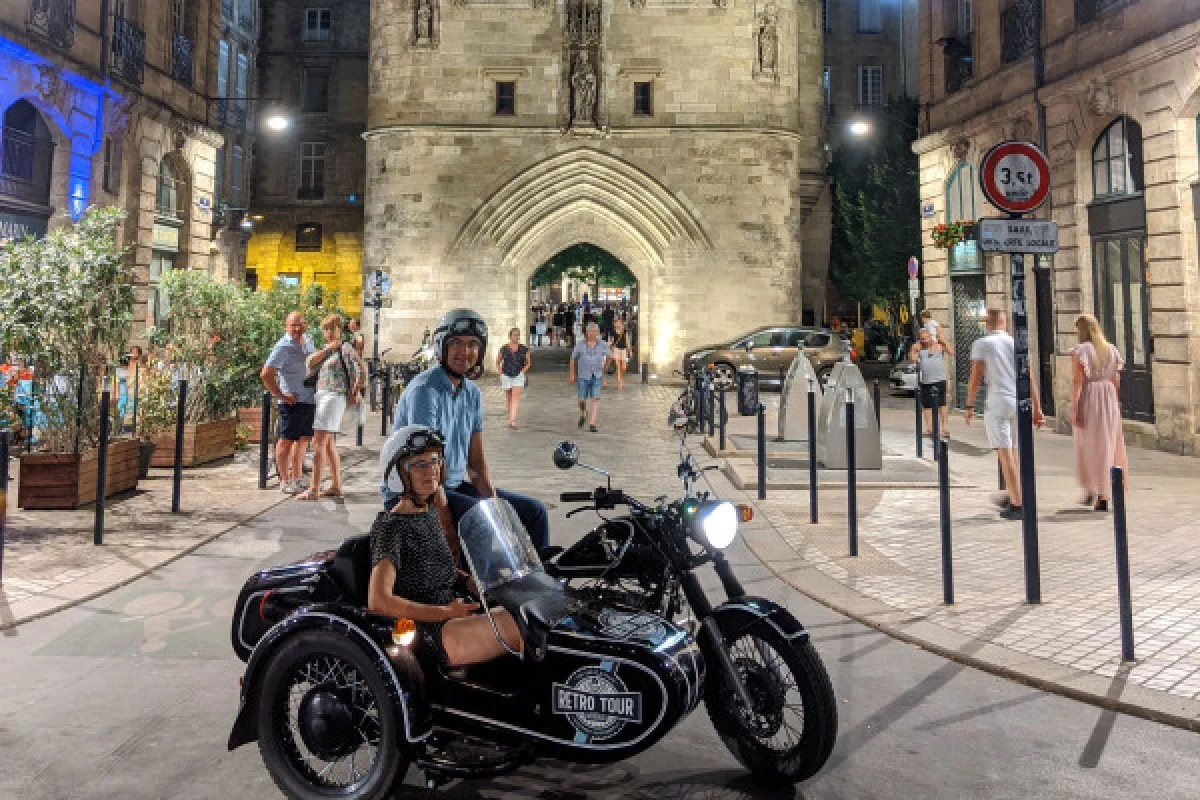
left=705, top=627, right=837, bottom=785
left=256, top=631, right=409, bottom=799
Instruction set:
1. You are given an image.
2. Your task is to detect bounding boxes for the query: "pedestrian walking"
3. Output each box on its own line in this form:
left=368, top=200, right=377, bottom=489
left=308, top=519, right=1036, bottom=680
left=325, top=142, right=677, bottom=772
left=909, top=327, right=954, bottom=438
left=535, top=313, right=548, bottom=348
left=601, top=303, right=616, bottom=339
left=569, top=322, right=612, bottom=432
left=610, top=318, right=630, bottom=389
left=261, top=312, right=317, bottom=494
left=1070, top=313, right=1127, bottom=512
left=964, top=309, right=1045, bottom=520
left=300, top=314, right=367, bottom=501
left=496, top=327, right=531, bottom=429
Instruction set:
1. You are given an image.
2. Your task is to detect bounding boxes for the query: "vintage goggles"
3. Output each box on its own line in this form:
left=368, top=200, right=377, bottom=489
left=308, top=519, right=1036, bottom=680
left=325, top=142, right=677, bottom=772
left=443, top=317, right=488, bottom=340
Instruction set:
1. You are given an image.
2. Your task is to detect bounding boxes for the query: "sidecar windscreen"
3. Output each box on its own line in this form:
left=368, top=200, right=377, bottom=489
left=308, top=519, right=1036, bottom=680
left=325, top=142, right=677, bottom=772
left=457, top=498, right=545, bottom=593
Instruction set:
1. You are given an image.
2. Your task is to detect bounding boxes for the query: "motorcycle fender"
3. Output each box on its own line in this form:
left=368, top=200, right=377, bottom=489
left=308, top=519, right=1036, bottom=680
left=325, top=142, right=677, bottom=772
left=227, top=605, right=432, bottom=751
left=711, top=597, right=810, bottom=646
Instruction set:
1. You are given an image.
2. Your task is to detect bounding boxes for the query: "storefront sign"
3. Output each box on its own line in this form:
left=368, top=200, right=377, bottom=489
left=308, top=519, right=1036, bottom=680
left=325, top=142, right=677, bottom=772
left=978, top=218, right=1059, bottom=254
left=152, top=222, right=181, bottom=251
left=0, top=209, right=49, bottom=241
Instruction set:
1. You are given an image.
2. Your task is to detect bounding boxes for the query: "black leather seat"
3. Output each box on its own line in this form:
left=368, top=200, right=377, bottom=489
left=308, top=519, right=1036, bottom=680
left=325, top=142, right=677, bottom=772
left=329, top=535, right=373, bottom=605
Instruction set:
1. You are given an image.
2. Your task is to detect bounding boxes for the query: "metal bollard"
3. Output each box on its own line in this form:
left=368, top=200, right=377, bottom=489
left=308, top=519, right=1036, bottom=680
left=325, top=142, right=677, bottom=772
left=94, top=380, right=111, bottom=545
left=0, top=429, right=9, bottom=582
left=696, top=375, right=706, bottom=436
left=356, top=401, right=364, bottom=447
left=380, top=370, right=391, bottom=437
left=873, top=379, right=881, bottom=431
left=258, top=392, right=271, bottom=490
left=938, top=439, right=954, bottom=604
left=641, top=362, right=649, bottom=384
left=846, top=388, right=858, bottom=556
left=756, top=404, right=766, bottom=501
left=171, top=379, right=187, bottom=513
left=807, top=379, right=818, bottom=524
left=26, top=385, right=35, bottom=453
left=1111, top=466, right=1135, bottom=661
left=930, top=385, right=941, bottom=460
left=779, top=366, right=785, bottom=390
left=74, top=363, right=86, bottom=454
left=707, top=384, right=715, bottom=437
left=718, top=389, right=727, bottom=452
left=914, top=382, right=923, bottom=459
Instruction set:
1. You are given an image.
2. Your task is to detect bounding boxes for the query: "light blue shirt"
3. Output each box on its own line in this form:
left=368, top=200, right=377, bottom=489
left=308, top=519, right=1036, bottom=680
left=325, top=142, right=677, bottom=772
left=380, top=365, right=483, bottom=506
left=571, top=339, right=611, bottom=381
left=265, top=333, right=316, bottom=404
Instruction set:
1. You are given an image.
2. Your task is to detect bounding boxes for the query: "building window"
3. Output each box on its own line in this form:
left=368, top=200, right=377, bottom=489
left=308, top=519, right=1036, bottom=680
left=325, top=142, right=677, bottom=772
left=304, top=8, right=331, bottom=41
left=822, top=0, right=830, bottom=32
left=102, top=136, right=122, bottom=194
left=822, top=67, right=831, bottom=113
left=217, top=40, right=229, bottom=98
left=1076, top=0, right=1124, bottom=26
left=1092, top=116, right=1143, bottom=199
left=231, top=145, right=244, bottom=207
left=945, top=161, right=982, bottom=274
left=959, top=0, right=973, bottom=34
left=633, top=82, right=653, bottom=116
left=857, top=0, right=882, bottom=33
left=303, top=68, right=330, bottom=113
left=299, top=142, right=326, bottom=199
left=148, top=254, right=174, bottom=328
left=214, top=146, right=224, bottom=206
left=235, top=52, right=249, bottom=122
left=857, top=65, right=883, bottom=107
left=156, top=159, right=182, bottom=218
left=296, top=222, right=323, bottom=251
left=495, top=81, right=516, bottom=115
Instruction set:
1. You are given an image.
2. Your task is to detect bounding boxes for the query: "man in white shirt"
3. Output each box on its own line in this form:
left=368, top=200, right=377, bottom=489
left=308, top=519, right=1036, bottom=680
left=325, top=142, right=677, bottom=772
left=964, top=308, right=1044, bottom=520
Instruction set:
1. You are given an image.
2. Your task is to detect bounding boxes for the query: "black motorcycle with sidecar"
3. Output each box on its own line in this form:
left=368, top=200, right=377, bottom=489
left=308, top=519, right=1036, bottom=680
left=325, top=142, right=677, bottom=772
left=226, top=441, right=837, bottom=798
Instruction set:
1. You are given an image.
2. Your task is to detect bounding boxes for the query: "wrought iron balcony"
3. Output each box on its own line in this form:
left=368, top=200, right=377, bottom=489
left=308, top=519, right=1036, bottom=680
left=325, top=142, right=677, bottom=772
left=1001, top=0, right=1038, bottom=64
left=942, top=36, right=974, bottom=95
left=110, top=15, right=146, bottom=86
left=1076, top=0, right=1123, bottom=25
left=27, top=0, right=76, bottom=50
left=1, top=128, right=56, bottom=209
left=171, top=33, right=194, bottom=86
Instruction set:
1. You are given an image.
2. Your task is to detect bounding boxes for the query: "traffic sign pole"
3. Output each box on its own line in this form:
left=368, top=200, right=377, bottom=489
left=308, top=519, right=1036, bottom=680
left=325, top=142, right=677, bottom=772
left=1010, top=249, right=1041, bottom=605
left=907, top=257, right=920, bottom=343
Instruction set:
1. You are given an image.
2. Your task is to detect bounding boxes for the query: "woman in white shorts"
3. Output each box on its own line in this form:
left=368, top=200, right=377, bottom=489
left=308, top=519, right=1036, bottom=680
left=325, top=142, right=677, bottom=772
left=496, top=326, right=531, bottom=428
left=302, top=314, right=367, bottom=500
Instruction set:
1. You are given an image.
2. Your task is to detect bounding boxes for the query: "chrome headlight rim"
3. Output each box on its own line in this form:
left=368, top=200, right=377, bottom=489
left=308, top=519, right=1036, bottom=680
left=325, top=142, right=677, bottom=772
left=696, top=500, right=739, bottom=550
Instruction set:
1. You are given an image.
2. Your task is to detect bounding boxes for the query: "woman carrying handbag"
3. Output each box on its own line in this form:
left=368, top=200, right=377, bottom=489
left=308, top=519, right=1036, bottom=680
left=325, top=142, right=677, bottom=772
left=301, top=314, right=368, bottom=500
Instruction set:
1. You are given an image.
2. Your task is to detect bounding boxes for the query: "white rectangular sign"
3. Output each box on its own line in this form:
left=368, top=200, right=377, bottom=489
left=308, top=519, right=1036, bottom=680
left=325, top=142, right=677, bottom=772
left=978, top=218, right=1059, bottom=254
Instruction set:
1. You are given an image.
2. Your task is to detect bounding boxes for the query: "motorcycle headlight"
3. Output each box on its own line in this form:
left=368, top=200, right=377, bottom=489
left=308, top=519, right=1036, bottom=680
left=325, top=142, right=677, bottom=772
left=698, top=501, right=739, bottom=550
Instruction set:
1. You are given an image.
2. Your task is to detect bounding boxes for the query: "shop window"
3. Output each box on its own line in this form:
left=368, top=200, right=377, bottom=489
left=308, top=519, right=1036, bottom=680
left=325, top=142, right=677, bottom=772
left=633, top=82, right=653, bottom=116
left=296, top=222, right=323, bottom=251
left=495, top=81, right=516, bottom=116
left=1092, top=116, right=1143, bottom=199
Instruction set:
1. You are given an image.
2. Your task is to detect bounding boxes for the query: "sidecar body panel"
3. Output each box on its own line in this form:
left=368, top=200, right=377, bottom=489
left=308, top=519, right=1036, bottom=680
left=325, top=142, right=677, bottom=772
left=437, top=608, right=704, bottom=762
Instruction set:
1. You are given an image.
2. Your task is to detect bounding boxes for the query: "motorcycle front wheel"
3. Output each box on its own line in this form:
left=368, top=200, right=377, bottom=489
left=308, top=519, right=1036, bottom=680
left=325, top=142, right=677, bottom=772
left=705, top=622, right=837, bottom=785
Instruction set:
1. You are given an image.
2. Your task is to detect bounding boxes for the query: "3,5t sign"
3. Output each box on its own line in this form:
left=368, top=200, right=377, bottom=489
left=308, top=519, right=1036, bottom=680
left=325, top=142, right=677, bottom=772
left=979, top=141, right=1051, bottom=215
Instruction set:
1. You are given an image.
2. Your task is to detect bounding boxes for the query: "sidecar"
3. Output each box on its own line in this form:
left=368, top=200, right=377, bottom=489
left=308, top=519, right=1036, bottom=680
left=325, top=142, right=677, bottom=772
left=227, top=499, right=704, bottom=799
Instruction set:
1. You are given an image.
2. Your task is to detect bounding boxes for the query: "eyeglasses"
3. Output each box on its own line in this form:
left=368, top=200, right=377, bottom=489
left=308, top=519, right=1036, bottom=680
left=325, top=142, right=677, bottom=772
left=407, top=456, right=443, bottom=473
left=446, top=337, right=482, bottom=352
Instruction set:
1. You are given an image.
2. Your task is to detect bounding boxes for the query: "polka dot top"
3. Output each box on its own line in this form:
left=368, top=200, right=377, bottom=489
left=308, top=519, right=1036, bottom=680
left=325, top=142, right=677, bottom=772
left=369, top=508, right=457, bottom=607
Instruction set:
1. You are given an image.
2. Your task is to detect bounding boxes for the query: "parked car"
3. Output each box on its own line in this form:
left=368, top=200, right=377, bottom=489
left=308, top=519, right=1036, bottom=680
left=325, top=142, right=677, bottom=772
left=683, top=326, right=850, bottom=389
left=888, top=335, right=918, bottom=395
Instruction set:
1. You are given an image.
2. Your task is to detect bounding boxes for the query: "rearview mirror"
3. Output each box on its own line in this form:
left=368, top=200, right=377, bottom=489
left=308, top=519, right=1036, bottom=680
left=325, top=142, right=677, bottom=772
left=553, top=441, right=579, bottom=470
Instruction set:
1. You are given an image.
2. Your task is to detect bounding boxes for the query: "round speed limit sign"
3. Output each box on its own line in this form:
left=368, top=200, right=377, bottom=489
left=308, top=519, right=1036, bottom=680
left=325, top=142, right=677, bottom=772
left=979, top=141, right=1051, bottom=214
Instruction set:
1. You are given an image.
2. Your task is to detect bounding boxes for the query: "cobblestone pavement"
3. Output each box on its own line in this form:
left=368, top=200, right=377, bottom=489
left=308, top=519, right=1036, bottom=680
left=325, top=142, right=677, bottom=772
left=739, top=394, right=1200, bottom=728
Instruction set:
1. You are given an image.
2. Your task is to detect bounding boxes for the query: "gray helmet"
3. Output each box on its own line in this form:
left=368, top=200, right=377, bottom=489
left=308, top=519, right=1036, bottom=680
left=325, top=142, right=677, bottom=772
left=432, top=308, right=488, bottom=379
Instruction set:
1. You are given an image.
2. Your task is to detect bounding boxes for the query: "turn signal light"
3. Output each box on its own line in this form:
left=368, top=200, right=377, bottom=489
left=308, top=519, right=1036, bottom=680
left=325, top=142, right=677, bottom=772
left=737, top=504, right=754, bottom=523
left=392, top=618, right=417, bottom=647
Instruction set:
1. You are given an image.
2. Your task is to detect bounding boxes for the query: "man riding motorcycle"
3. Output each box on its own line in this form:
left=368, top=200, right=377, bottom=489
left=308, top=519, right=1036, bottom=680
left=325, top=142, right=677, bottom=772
left=380, top=308, right=550, bottom=550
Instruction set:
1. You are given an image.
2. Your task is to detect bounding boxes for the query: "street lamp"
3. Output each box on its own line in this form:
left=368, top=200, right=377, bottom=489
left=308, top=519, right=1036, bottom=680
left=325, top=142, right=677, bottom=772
left=849, top=120, right=871, bottom=136
left=265, top=114, right=289, bottom=132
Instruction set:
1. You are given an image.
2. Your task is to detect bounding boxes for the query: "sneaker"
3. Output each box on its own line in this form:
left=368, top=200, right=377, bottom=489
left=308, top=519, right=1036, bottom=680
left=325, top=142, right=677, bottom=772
left=589, top=424, right=598, bottom=432
left=281, top=480, right=303, bottom=495
left=999, top=505, right=1023, bottom=520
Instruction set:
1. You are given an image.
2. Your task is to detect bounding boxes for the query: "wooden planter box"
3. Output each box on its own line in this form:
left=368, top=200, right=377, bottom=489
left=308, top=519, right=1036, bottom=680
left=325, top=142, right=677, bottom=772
left=237, top=406, right=267, bottom=443
left=151, top=417, right=238, bottom=468
left=18, top=438, right=142, bottom=510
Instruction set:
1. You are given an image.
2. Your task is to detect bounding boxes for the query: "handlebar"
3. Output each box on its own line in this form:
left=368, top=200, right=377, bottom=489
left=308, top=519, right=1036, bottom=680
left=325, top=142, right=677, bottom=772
left=561, top=487, right=651, bottom=513
left=560, top=491, right=594, bottom=503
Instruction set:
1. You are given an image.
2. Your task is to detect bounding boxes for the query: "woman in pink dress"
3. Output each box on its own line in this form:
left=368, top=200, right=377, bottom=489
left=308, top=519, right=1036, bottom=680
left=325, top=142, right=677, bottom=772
left=1070, top=314, right=1127, bottom=512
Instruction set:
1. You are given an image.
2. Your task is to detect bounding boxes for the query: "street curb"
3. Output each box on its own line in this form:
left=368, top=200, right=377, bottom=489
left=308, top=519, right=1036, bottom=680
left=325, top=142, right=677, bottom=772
left=0, top=450, right=375, bottom=631
left=738, top=512, right=1200, bottom=735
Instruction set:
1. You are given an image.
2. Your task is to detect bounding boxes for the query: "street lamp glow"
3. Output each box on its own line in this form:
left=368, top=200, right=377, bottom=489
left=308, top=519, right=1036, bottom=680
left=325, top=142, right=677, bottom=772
left=265, top=114, right=289, bottom=131
left=849, top=120, right=870, bottom=136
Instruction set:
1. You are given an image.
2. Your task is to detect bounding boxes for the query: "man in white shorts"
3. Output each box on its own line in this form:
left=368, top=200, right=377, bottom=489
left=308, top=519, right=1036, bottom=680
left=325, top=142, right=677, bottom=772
left=964, top=309, right=1044, bottom=520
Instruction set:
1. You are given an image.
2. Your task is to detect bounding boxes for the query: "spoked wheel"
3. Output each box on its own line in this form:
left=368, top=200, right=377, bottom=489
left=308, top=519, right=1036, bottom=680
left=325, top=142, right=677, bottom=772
left=711, top=363, right=737, bottom=390
left=705, top=622, right=837, bottom=785
left=257, top=631, right=408, bottom=800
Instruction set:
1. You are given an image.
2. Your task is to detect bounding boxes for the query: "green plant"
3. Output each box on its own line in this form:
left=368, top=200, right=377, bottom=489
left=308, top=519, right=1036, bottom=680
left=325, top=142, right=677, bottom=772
left=931, top=220, right=975, bottom=249
left=0, top=207, right=133, bottom=452
left=132, top=363, right=176, bottom=440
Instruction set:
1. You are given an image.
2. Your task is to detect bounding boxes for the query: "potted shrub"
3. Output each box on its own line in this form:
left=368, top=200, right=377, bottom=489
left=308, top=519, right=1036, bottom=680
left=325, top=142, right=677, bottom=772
left=131, top=362, right=175, bottom=478
left=0, top=208, right=140, bottom=509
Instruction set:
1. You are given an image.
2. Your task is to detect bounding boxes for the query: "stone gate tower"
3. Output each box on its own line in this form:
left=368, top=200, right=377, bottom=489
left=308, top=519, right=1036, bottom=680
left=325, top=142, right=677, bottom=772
left=365, top=0, right=827, bottom=368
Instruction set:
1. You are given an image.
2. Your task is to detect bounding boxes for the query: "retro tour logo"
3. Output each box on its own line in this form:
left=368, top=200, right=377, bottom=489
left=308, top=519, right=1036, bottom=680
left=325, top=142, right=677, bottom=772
left=552, top=663, right=643, bottom=741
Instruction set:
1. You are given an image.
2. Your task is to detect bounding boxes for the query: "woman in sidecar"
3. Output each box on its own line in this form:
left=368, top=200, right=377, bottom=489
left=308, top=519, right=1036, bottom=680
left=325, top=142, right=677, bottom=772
left=370, top=425, right=523, bottom=668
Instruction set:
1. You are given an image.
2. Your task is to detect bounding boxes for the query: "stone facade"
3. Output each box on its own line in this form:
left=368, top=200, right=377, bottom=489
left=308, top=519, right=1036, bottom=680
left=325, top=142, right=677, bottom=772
left=364, top=0, right=827, bottom=369
left=913, top=0, right=1200, bottom=454
left=247, top=0, right=368, bottom=310
left=0, top=0, right=237, bottom=335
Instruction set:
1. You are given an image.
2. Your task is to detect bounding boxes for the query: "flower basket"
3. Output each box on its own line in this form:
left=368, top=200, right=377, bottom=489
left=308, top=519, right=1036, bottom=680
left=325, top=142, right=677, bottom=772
left=932, top=219, right=975, bottom=250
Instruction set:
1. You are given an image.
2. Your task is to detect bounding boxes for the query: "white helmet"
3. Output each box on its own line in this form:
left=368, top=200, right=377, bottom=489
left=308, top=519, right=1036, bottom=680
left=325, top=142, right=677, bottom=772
left=381, top=425, right=446, bottom=497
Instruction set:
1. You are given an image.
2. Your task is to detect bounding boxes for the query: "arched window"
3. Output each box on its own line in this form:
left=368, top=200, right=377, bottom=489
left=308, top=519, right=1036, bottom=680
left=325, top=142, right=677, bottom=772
left=945, top=161, right=977, bottom=223
left=1092, top=116, right=1143, bottom=199
left=1, top=100, right=55, bottom=207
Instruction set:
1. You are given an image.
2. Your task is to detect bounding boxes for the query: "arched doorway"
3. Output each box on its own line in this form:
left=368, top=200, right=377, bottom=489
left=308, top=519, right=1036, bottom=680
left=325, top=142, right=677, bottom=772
left=526, top=243, right=639, bottom=373
left=0, top=99, right=56, bottom=239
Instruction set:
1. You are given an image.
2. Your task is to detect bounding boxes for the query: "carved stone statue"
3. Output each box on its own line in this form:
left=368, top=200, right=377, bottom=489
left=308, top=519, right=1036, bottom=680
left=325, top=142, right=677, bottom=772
left=756, top=6, right=778, bottom=75
left=571, top=51, right=597, bottom=125
left=415, top=0, right=434, bottom=45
